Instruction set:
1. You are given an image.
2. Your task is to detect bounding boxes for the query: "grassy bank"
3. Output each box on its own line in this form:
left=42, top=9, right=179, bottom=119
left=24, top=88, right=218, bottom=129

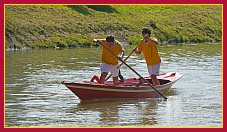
left=5, top=5, right=222, bottom=48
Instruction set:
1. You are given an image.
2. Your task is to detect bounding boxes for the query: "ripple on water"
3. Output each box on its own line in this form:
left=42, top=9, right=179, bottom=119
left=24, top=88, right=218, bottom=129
left=5, top=44, right=222, bottom=127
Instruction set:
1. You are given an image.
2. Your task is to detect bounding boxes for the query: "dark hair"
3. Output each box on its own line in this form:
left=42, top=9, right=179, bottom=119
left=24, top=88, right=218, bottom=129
left=106, top=35, right=115, bottom=42
left=142, top=28, right=151, bottom=36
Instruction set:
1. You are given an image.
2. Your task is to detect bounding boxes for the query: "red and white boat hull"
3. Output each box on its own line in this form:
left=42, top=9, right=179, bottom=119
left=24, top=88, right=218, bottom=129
left=63, top=72, right=183, bottom=100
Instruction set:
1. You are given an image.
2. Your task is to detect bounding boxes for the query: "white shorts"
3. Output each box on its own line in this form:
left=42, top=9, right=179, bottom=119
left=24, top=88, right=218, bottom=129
left=147, top=64, right=160, bottom=76
left=100, top=63, right=119, bottom=77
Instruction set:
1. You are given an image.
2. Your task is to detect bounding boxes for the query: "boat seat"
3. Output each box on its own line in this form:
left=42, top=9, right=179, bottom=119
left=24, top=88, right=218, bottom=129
left=136, top=79, right=171, bottom=87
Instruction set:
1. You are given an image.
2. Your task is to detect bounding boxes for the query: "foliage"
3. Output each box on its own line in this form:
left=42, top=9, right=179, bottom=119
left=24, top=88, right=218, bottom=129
left=128, top=35, right=141, bottom=45
left=5, top=5, right=222, bottom=48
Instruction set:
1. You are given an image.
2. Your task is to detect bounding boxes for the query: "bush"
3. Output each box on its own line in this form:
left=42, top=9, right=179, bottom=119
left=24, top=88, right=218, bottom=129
left=75, top=35, right=93, bottom=47
left=51, top=36, right=67, bottom=48
left=128, top=35, right=141, bottom=45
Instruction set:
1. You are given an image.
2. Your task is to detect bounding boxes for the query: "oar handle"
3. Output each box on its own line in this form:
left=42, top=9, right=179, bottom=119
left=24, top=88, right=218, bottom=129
left=117, top=45, right=138, bottom=68
left=100, top=42, right=168, bottom=100
left=106, top=45, right=138, bottom=81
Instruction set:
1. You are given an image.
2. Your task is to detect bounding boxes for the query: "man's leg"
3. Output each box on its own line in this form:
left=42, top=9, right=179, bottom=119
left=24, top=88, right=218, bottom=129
left=151, top=75, right=160, bottom=86
left=148, top=64, right=160, bottom=86
left=99, top=72, right=108, bottom=84
left=110, top=65, right=120, bottom=85
left=100, top=63, right=109, bottom=84
left=113, top=76, right=119, bottom=85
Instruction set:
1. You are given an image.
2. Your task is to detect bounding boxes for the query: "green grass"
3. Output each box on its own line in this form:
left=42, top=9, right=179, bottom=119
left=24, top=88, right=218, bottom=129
left=5, top=5, right=222, bottom=48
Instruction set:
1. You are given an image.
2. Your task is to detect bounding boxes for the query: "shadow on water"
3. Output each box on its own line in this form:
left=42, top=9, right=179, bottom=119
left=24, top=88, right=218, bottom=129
left=68, top=99, right=159, bottom=126
left=165, top=88, right=177, bottom=96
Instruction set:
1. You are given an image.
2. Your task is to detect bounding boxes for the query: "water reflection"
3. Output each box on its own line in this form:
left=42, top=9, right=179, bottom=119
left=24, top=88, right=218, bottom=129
left=5, top=43, right=222, bottom=127
left=70, top=99, right=158, bottom=126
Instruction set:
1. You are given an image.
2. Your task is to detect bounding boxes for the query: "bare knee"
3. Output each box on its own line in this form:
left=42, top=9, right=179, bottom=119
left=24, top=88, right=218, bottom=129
left=100, top=72, right=108, bottom=84
left=113, top=76, right=119, bottom=85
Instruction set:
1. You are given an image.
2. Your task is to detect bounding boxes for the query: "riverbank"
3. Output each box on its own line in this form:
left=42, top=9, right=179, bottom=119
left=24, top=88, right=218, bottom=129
left=5, top=5, right=222, bottom=49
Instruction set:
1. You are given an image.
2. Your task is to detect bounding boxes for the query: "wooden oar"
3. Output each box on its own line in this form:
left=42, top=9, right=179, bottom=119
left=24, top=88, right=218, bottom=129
left=118, top=45, right=139, bottom=68
left=100, top=42, right=168, bottom=100
left=105, top=44, right=139, bottom=81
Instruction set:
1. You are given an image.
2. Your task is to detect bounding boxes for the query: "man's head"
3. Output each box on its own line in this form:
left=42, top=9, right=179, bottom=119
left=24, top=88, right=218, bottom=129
left=142, top=28, right=151, bottom=38
left=106, top=35, right=115, bottom=43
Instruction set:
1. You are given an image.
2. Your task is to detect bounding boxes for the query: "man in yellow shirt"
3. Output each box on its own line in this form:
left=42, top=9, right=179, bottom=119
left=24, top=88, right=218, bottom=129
left=94, top=35, right=125, bottom=85
left=133, top=28, right=161, bottom=86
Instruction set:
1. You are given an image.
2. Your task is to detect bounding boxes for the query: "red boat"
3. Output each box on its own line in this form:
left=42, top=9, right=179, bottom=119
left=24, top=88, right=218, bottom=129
left=62, top=72, right=183, bottom=100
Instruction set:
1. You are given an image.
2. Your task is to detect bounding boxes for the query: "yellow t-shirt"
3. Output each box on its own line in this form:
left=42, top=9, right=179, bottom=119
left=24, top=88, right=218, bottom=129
left=100, top=40, right=124, bottom=65
left=137, top=38, right=161, bottom=66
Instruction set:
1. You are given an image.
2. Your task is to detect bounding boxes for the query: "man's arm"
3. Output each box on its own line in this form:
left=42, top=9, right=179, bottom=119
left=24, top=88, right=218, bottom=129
left=132, top=48, right=141, bottom=55
left=151, top=38, right=159, bottom=44
left=93, top=39, right=102, bottom=45
left=119, top=50, right=125, bottom=59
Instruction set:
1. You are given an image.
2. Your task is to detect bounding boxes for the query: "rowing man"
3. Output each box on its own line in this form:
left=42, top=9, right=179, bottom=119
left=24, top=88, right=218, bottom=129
left=133, top=28, right=161, bottom=86
left=94, top=35, right=125, bottom=85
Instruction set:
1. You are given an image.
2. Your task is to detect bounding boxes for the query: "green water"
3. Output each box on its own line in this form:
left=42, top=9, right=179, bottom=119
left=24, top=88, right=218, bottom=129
left=5, top=43, right=222, bottom=127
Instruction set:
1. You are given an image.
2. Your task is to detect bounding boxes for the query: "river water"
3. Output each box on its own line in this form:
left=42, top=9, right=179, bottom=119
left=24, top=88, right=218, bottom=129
left=5, top=43, right=222, bottom=127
